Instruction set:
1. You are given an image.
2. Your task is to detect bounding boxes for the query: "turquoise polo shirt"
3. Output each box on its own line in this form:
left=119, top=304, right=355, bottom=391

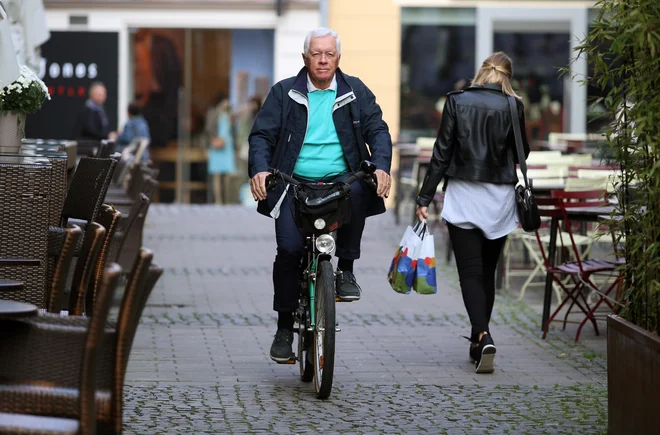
left=293, top=76, right=349, bottom=180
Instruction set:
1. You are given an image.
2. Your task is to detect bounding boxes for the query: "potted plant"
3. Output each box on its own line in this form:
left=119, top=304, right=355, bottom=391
left=0, top=65, right=50, bottom=153
left=575, top=0, right=660, bottom=434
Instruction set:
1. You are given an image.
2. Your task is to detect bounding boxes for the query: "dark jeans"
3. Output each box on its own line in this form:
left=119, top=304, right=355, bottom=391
left=272, top=178, right=367, bottom=312
left=447, top=223, right=507, bottom=342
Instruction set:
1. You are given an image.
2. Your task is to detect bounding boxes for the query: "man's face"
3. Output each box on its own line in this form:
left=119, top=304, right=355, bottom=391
left=90, top=85, right=107, bottom=105
left=303, top=35, right=340, bottom=86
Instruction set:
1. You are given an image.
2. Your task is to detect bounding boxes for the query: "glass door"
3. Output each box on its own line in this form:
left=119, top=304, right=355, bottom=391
left=476, top=6, right=589, bottom=136
left=130, top=27, right=274, bottom=204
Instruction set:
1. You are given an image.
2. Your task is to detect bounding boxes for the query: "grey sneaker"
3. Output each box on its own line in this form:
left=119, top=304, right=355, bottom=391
left=336, top=271, right=361, bottom=301
left=270, top=329, right=294, bottom=363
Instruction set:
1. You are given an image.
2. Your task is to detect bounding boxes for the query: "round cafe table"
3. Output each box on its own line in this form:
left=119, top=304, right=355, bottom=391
left=0, top=300, right=38, bottom=318
left=0, top=279, right=23, bottom=292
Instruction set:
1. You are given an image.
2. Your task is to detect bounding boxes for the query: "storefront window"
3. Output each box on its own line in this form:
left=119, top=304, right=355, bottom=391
left=131, top=28, right=273, bottom=204
left=585, top=9, right=617, bottom=134
left=493, top=32, right=569, bottom=141
left=400, top=8, right=476, bottom=142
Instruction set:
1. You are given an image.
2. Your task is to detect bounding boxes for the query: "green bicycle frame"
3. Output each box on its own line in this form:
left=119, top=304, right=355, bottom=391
left=308, top=256, right=318, bottom=328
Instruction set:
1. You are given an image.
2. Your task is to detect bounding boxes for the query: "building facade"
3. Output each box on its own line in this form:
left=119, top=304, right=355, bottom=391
left=42, top=0, right=320, bottom=131
left=330, top=0, right=599, bottom=144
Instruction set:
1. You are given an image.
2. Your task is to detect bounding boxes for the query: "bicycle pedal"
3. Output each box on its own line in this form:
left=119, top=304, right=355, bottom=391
left=336, top=297, right=353, bottom=303
left=276, top=357, right=297, bottom=365
left=335, top=325, right=342, bottom=332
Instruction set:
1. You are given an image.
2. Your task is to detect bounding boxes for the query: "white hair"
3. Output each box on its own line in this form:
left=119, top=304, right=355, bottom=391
left=303, top=27, right=341, bottom=56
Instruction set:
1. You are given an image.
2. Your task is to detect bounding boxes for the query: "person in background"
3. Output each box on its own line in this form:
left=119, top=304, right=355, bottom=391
left=234, top=94, right=263, bottom=204
left=116, top=102, right=151, bottom=161
left=206, top=91, right=236, bottom=204
left=74, top=81, right=116, bottom=141
left=416, top=52, right=530, bottom=374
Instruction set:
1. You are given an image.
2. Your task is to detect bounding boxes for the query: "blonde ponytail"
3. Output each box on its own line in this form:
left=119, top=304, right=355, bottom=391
left=472, top=52, right=520, bottom=99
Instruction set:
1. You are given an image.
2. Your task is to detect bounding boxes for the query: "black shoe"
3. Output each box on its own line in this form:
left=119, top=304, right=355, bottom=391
left=468, top=340, right=480, bottom=363
left=474, top=334, right=496, bottom=374
left=270, top=329, right=294, bottom=363
left=336, top=271, right=361, bottom=301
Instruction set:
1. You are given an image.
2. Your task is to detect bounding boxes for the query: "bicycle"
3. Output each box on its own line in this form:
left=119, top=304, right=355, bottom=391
left=266, top=160, right=378, bottom=399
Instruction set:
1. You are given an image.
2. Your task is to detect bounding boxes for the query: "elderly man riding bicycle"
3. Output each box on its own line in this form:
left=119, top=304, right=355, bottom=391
left=248, top=27, right=393, bottom=365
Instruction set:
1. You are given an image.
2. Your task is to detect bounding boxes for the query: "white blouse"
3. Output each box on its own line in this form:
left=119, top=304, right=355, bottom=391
left=441, top=178, right=519, bottom=240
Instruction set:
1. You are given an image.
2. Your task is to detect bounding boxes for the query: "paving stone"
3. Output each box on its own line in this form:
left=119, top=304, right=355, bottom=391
left=123, top=205, right=608, bottom=434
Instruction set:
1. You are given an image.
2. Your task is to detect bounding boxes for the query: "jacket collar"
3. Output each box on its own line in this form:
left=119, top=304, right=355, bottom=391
left=292, top=67, right=353, bottom=98
left=467, top=83, right=503, bottom=92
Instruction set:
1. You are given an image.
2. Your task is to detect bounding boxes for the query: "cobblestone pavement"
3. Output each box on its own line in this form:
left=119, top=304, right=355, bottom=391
left=124, top=205, right=607, bottom=434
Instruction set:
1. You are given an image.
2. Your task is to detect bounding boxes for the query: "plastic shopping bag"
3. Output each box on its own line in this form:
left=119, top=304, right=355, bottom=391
left=387, top=222, right=425, bottom=294
left=414, top=227, right=437, bottom=295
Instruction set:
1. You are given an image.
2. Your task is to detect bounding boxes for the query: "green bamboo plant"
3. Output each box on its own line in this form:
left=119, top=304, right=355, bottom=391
left=573, top=0, right=660, bottom=333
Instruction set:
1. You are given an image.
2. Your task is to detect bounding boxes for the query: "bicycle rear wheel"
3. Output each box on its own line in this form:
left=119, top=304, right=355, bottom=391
left=313, top=260, right=336, bottom=399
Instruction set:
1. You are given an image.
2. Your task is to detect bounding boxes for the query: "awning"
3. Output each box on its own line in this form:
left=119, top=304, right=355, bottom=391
left=0, top=1, right=19, bottom=89
left=5, top=0, right=50, bottom=73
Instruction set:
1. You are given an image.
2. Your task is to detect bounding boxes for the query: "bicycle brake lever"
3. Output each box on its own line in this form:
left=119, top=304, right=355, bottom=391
left=365, top=174, right=378, bottom=191
left=265, top=174, right=277, bottom=191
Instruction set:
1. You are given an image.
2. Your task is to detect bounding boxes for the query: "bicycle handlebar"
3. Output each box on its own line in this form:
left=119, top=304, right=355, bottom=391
left=267, top=169, right=300, bottom=187
left=267, top=164, right=377, bottom=191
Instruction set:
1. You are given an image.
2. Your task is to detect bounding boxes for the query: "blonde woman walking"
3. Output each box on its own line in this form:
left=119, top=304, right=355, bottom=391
left=416, top=52, right=530, bottom=373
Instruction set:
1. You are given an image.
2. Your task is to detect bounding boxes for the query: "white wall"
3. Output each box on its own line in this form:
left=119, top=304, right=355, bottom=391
left=274, top=10, right=320, bottom=82
left=44, top=7, right=319, bottom=126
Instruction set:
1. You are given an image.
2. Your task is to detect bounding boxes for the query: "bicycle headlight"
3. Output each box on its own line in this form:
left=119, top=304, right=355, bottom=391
left=315, top=234, right=335, bottom=253
left=314, top=218, right=326, bottom=230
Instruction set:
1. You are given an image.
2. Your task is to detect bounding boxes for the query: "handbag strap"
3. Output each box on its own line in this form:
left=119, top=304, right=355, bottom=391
left=507, top=96, right=530, bottom=190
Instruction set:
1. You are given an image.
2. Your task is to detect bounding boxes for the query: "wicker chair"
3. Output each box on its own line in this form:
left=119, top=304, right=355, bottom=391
left=105, top=165, right=158, bottom=207
left=87, top=206, right=122, bottom=315
left=109, top=139, right=150, bottom=189
left=0, top=264, right=122, bottom=435
left=110, top=177, right=158, bottom=222
left=60, top=157, right=118, bottom=228
left=0, top=250, right=160, bottom=435
left=106, top=194, right=150, bottom=273
left=115, top=194, right=153, bottom=273
left=67, top=223, right=106, bottom=316
left=46, top=225, right=83, bottom=313
left=96, top=140, right=117, bottom=159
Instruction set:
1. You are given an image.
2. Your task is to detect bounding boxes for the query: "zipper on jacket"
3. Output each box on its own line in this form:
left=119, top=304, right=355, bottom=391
left=289, top=89, right=309, bottom=176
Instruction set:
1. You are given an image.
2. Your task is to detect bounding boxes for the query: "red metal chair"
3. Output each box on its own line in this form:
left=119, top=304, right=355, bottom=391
left=536, top=190, right=623, bottom=341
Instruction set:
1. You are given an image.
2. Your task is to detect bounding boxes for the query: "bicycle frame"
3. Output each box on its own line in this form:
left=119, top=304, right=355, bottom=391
left=301, top=234, right=334, bottom=331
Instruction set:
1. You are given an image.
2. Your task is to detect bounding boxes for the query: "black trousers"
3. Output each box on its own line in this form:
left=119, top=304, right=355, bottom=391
left=447, top=223, right=507, bottom=342
left=272, top=178, right=368, bottom=312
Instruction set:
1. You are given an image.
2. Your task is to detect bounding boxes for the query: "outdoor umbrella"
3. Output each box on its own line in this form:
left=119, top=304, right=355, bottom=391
left=0, top=0, right=19, bottom=88
left=4, top=0, right=50, bottom=74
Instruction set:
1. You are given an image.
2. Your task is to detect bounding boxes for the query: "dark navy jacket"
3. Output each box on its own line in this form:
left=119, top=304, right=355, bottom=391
left=248, top=67, right=393, bottom=218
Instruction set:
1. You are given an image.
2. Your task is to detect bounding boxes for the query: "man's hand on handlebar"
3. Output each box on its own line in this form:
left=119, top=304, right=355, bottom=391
left=250, top=172, right=270, bottom=201
left=374, top=169, right=391, bottom=199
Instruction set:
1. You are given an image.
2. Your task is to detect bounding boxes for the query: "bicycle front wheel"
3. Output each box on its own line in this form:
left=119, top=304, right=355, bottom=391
left=313, top=260, right=336, bottom=399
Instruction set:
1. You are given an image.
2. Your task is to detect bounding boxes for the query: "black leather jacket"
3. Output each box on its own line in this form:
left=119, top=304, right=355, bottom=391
left=416, top=84, right=530, bottom=207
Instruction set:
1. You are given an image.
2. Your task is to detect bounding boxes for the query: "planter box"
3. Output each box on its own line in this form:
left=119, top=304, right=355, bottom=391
left=608, top=314, right=660, bottom=435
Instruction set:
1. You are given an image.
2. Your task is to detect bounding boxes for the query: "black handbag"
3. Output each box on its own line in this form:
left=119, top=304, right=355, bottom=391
left=508, top=96, right=541, bottom=232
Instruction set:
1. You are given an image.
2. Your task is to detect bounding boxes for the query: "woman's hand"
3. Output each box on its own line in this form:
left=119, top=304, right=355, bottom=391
left=416, top=206, right=428, bottom=222
left=211, top=137, right=225, bottom=149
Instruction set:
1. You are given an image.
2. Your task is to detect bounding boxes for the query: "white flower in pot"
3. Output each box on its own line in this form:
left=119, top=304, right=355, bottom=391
left=0, top=65, right=50, bottom=152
